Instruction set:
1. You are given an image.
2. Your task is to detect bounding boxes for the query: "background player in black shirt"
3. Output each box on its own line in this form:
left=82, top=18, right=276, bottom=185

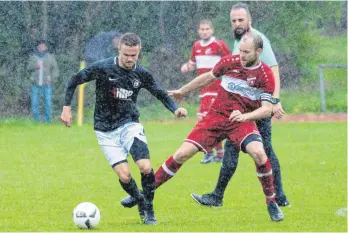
left=60, top=33, right=187, bottom=225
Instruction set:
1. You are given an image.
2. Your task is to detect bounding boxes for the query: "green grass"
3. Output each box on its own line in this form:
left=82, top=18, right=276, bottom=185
left=0, top=120, right=346, bottom=231
left=281, top=33, right=347, bottom=113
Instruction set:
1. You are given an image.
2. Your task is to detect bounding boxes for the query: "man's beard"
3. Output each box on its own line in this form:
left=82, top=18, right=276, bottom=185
left=245, top=57, right=259, bottom=67
left=234, top=27, right=250, bottom=40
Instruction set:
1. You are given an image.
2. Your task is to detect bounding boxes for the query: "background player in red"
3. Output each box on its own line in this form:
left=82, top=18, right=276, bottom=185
left=155, top=32, right=284, bottom=221
left=180, top=19, right=231, bottom=164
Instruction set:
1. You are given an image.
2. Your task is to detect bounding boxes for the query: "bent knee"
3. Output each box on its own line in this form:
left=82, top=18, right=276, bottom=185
left=137, top=161, right=152, bottom=174
left=114, top=166, right=132, bottom=183
left=249, top=149, right=267, bottom=165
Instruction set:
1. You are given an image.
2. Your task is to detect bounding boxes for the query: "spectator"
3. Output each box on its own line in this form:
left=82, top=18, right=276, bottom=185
left=27, top=40, right=59, bottom=123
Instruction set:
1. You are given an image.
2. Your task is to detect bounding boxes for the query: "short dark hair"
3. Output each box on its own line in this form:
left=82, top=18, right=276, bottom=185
left=242, top=32, right=263, bottom=50
left=37, top=39, right=46, bottom=46
left=231, top=2, right=252, bottom=19
left=119, top=33, right=141, bottom=47
left=199, top=19, right=213, bottom=28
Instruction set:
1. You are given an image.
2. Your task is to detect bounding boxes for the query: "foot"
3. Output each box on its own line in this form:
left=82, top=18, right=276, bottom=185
left=267, top=201, right=284, bottom=222
left=276, top=195, right=291, bottom=207
left=212, top=155, right=223, bottom=163
left=190, top=193, right=223, bottom=207
left=143, top=203, right=157, bottom=225
left=200, top=152, right=215, bottom=164
left=120, top=195, right=138, bottom=208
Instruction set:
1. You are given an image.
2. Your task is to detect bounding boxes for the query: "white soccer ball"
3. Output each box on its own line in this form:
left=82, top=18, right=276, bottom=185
left=73, top=202, right=101, bottom=229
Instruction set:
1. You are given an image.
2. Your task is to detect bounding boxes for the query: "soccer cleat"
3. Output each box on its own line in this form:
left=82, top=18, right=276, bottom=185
left=190, top=193, right=223, bottom=207
left=200, top=152, right=215, bottom=164
left=212, top=155, right=223, bottom=163
left=120, top=195, right=138, bottom=208
left=143, top=203, right=157, bottom=225
left=267, top=201, right=284, bottom=222
left=276, top=195, right=291, bottom=207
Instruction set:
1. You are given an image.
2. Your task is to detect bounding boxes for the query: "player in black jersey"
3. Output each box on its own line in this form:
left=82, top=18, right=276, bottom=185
left=61, top=33, right=187, bottom=225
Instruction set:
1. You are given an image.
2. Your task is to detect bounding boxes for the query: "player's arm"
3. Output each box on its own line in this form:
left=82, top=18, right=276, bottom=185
left=180, top=61, right=196, bottom=73
left=168, top=71, right=216, bottom=102
left=260, top=36, right=284, bottom=119
left=229, top=99, right=273, bottom=122
left=181, top=45, right=197, bottom=73
left=61, top=66, right=98, bottom=127
left=270, top=65, right=284, bottom=119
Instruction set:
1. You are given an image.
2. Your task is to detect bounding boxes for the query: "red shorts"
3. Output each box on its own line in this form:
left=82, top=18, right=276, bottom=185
left=185, top=112, right=260, bottom=153
left=197, top=94, right=217, bottom=117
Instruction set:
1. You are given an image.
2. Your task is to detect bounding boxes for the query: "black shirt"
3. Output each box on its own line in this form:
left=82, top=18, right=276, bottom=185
left=65, top=57, right=178, bottom=132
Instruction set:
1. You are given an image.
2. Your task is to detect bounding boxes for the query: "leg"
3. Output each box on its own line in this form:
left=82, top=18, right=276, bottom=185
left=243, top=135, right=283, bottom=222
left=121, top=117, right=223, bottom=209
left=129, top=134, right=157, bottom=225
left=256, top=118, right=289, bottom=206
left=154, top=142, right=200, bottom=188
left=31, top=85, right=40, bottom=122
left=95, top=127, right=145, bottom=222
left=198, top=97, right=215, bottom=164
left=213, top=141, right=224, bottom=162
left=190, top=140, right=240, bottom=207
left=43, top=85, right=52, bottom=123
left=213, top=139, right=239, bottom=197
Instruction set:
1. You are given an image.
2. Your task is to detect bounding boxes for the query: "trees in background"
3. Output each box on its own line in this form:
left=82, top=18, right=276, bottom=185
left=0, top=1, right=346, bottom=116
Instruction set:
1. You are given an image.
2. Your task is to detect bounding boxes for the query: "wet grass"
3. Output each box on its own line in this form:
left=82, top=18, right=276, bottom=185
left=0, top=120, right=346, bottom=231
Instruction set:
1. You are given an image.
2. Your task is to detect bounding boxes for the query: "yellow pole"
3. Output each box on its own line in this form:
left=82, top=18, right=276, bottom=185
left=77, top=61, right=86, bottom=126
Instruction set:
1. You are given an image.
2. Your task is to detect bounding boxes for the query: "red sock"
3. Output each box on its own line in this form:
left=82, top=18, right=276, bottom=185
left=215, top=141, right=223, bottom=151
left=155, top=156, right=182, bottom=188
left=256, top=158, right=275, bottom=204
left=215, top=142, right=224, bottom=158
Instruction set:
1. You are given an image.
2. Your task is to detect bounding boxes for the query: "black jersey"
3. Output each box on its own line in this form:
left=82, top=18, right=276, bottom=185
left=65, top=57, right=178, bottom=132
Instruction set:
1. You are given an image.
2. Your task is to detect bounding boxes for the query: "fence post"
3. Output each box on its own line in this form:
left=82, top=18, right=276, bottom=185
left=77, top=61, right=86, bottom=126
left=318, top=64, right=347, bottom=113
left=318, top=65, right=327, bottom=112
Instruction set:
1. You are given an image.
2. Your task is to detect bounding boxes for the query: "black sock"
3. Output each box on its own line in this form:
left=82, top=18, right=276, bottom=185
left=213, top=140, right=239, bottom=198
left=141, top=169, right=155, bottom=204
left=119, top=178, right=143, bottom=201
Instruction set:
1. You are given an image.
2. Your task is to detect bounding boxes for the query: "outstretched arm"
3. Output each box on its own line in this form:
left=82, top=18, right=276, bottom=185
left=168, top=72, right=216, bottom=102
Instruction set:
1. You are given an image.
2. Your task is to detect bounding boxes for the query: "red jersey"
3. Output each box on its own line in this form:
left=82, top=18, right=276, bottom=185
left=210, top=54, right=275, bottom=116
left=189, top=37, right=230, bottom=96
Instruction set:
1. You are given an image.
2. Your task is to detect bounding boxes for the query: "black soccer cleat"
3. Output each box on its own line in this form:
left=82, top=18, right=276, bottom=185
left=120, top=195, right=138, bottom=208
left=190, top=193, right=223, bottom=207
left=276, top=195, right=291, bottom=207
left=267, top=201, right=284, bottom=222
left=143, top=203, right=157, bottom=225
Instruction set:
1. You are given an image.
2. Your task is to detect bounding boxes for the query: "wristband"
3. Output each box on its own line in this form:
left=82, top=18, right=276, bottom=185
left=272, top=98, right=280, bottom=104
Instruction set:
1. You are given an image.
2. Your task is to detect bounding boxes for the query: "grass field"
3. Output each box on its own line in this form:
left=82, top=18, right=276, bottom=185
left=0, top=120, right=347, bottom=232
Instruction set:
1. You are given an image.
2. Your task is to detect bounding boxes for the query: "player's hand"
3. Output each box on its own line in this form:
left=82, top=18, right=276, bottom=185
left=60, top=106, right=72, bottom=127
left=180, top=63, right=189, bottom=73
left=229, top=110, right=247, bottom=122
left=175, top=107, right=188, bottom=118
left=272, top=103, right=285, bottom=119
left=168, top=89, right=184, bottom=102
